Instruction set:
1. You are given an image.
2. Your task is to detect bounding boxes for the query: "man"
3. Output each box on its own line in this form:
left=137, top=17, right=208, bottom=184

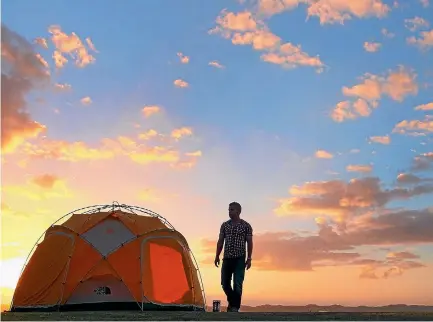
left=214, top=201, right=253, bottom=312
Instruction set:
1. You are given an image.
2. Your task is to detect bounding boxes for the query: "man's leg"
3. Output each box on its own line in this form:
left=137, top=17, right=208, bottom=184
left=221, top=258, right=235, bottom=310
left=232, top=256, right=246, bottom=311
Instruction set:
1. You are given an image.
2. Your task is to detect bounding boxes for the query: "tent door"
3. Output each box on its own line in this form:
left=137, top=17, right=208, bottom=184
left=140, top=236, right=192, bottom=307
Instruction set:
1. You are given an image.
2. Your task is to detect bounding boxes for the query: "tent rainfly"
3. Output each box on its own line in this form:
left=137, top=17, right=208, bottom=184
left=10, top=203, right=206, bottom=312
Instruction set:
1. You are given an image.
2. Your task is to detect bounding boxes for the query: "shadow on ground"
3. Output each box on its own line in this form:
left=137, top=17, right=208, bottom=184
left=2, top=311, right=433, bottom=321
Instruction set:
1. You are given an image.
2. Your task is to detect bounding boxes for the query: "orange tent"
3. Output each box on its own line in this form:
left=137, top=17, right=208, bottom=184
left=10, top=203, right=206, bottom=312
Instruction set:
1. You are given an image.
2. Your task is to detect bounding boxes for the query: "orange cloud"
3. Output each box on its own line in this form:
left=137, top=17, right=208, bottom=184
left=404, top=17, right=430, bottom=32
left=331, top=66, right=418, bottom=122
left=211, top=9, right=325, bottom=72
left=138, top=129, right=159, bottom=140
left=306, top=0, right=390, bottom=25
left=31, top=174, right=61, bottom=189
left=177, top=52, right=189, bottom=64
left=393, top=118, right=433, bottom=135
left=209, top=60, right=225, bottom=68
left=48, top=25, right=97, bottom=68
left=215, top=10, right=258, bottom=31
left=1, top=25, right=49, bottom=154
left=407, top=29, right=433, bottom=50
left=174, top=79, right=189, bottom=88
left=80, top=96, right=92, bottom=105
left=3, top=176, right=73, bottom=201
left=346, top=164, right=373, bottom=173
left=369, top=135, right=390, bottom=145
left=256, top=0, right=391, bottom=25
left=315, top=150, right=334, bottom=159
left=34, top=37, right=48, bottom=49
left=363, top=41, right=381, bottom=52
left=415, top=102, right=433, bottom=110
left=142, top=105, right=161, bottom=118
left=16, top=132, right=202, bottom=169
left=274, top=177, right=433, bottom=226
left=171, top=127, right=193, bottom=140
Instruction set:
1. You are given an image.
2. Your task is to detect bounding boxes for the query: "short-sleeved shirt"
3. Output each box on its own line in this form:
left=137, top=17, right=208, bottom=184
left=219, top=219, right=253, bottom=259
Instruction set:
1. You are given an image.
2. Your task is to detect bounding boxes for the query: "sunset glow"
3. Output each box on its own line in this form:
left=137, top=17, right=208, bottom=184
left=1, top=0, right=433, bottom=311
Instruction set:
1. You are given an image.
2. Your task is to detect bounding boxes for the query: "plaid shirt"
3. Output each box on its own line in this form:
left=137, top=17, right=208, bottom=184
left=219, top=219, right=253, bottom=259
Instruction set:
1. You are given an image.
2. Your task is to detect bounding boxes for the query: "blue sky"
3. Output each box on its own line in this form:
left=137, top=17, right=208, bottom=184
left=2, top=0, right=433, bottom=305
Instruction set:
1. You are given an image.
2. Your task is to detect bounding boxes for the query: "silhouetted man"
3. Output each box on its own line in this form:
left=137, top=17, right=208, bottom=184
left=214, top=202, right=253, bottom=312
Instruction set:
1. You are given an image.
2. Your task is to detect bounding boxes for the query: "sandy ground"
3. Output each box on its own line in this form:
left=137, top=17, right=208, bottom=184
left=2, top=311, right=433, bottom=321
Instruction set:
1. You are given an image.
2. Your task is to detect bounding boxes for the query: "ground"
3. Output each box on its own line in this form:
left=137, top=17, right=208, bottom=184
left=2, top=311, right=433, bottom=321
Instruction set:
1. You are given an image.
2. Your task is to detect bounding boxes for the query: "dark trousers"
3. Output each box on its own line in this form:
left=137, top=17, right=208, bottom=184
left=221, top=255, right=246, bottom=309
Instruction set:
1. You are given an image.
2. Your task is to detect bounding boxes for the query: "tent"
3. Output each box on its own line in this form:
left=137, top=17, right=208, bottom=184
left=10, top=203, right=206, bottom=312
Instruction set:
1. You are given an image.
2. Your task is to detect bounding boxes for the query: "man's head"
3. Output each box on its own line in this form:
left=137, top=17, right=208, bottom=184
left=228, top=202, right=242, bottom=220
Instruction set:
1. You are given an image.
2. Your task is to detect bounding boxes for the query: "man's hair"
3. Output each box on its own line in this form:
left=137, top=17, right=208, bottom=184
left=229, top=201, right=242, bottom=214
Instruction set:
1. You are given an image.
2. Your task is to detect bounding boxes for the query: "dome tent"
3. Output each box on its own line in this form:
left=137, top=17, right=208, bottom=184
left=10, top=203, right=206, bottom=312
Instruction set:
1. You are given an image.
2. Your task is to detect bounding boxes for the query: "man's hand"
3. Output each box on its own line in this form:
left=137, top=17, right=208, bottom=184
left=245, top=258, right=252, bottom=270
left=214, top=256, right=220, bottom=267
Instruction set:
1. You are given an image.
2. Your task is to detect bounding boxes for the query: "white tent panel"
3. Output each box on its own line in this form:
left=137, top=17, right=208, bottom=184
left=81, top=218, right=135, bottom=256
left=66, top=276, right=135, bottom=304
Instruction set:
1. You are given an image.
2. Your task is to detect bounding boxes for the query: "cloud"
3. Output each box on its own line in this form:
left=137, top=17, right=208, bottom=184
left=138, top=129, right=159, bottom=140
left=404, top=17, right=430, bottom=32
left=397, top=173, right=422, bottom=185
left=54, top=83, right=72, bottom=91
left=48, top=25, right=97, bottom=68
left=393, top=118, right=433, bottom=135
left=315, top=149, right=334, bottom=159
left=363, top=41, right=381, bottom=52
left=31, top=174, right=61, bottom=189
left=415, top=102, right=433, bottom=111
left=15, top=131, right=201, bottom=169
left=3, top=176, right=73, bottom=200
left=142, top=105, right=161, bottom=118
left=177, top=52, right=189, bottom=64
left=209, top=60, right=225, bottom=68
left=411, top=152, right=433, bottom=171
left=171, top=127, right=193, bottom=140
left=174, top=78, right=189, bottom=88
left=369, top=135, right=390, bottom=145
left=381, top=28, right=395, bottom=38
left=1, top=24, right=50, bottom=154
left=33, top=37, right=48, bottom=49
left=305, top=0, right=391, bottom=25
left=346, top=164, right=373, bottom=173
left=407, top=29, right=433, bottom=50
left=200, top=208, right=432, bottom=275
left=256, top=0, right=391, bottom=25
left=420, top=0, right=430, bottom=7
left=80, top=96, right=92, bottom=105
left=210, top=9, right=325, bottom=72
left=274, top=177, right=433, bottom=224
left=331, top=66, right=418, bottom=122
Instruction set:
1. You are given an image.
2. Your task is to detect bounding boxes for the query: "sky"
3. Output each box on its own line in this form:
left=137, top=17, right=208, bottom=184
left=1, top=0, right=433, bottom=309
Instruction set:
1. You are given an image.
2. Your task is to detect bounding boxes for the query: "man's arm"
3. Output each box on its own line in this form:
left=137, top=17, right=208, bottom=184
left=215, top=224, right=225, bottom=267
left=246, top=235, right=253, bottom=259
left=246, top=224, right=253, bottom=269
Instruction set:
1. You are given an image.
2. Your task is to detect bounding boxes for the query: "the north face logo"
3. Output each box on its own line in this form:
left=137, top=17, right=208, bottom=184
left=94, top=286, right=111, bottom=295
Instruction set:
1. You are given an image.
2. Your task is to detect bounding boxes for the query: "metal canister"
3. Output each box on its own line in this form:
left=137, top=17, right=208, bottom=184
left=212, top=300, right=221, bottom=312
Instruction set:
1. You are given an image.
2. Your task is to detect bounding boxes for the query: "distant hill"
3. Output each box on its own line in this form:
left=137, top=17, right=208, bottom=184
left=206, top=304, right=433, bottom=313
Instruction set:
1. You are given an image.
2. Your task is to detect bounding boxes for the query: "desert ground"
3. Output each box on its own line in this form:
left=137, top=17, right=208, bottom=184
left=2, top=311, right=433, bottom=321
